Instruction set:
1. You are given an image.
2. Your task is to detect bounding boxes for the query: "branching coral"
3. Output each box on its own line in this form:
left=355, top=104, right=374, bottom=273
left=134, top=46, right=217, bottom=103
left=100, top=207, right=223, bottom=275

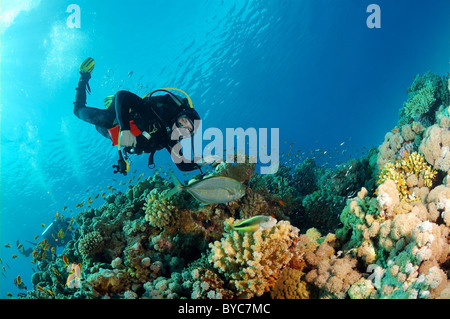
left=377, top=152, right=437, bottom=201
left=144, top=189, right=179, bottom=229
left=208, top=218, right=299, bottom=298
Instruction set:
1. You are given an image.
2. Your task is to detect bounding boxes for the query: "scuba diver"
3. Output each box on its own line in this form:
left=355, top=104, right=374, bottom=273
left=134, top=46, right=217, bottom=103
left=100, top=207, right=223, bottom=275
left=73, top=57, right=204, bottom=176
left=40, top=216, right=73, bottom=247
left=24, top=216, right=73, bottom=250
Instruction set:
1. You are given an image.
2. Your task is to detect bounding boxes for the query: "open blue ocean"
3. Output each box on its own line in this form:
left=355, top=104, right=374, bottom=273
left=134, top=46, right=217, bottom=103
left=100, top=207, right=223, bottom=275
left=1, top=0, right=449, bottom=302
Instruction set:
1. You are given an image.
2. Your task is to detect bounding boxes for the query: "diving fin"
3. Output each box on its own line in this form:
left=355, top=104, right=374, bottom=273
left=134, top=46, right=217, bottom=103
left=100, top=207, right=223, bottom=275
left=79, top=57, right=95, bottom=75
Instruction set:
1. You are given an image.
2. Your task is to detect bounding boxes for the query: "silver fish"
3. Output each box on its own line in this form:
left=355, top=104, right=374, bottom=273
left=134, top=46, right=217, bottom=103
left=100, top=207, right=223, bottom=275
left=163, top=172, right=246, bottom=204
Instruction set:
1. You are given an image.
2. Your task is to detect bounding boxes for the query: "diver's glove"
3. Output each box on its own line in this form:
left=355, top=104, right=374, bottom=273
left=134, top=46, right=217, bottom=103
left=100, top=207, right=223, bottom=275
left=112, top=151, right=129, bottom=176
left=119, top=130, right=137, bottom=148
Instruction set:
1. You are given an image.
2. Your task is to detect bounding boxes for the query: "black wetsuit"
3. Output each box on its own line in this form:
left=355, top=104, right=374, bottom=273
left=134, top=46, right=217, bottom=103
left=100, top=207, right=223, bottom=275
left=73, top=73, right=201, bottom=172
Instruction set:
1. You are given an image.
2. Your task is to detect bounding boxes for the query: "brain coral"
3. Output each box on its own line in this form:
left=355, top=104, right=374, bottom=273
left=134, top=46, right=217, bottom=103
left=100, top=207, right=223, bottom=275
left=78, top=231, right=104, bottom=258
left=144, top=188, right=178, bottom=229
left=208, top=218, right=299, bottom=298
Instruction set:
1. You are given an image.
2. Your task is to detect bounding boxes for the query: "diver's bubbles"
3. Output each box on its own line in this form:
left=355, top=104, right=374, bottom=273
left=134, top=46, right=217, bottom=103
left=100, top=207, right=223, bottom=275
left=41, top=21, right=88, bottom=85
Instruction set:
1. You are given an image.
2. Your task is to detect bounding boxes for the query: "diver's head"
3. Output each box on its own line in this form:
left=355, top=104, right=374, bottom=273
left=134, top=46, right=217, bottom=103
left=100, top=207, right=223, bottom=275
left=176, top=115, right=194, bottom=133
left=175, top=108, right=201, bottom=137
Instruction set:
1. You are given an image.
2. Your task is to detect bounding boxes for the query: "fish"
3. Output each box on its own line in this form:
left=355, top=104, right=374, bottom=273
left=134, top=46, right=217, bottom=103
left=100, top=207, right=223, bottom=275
left=36, top=285, right=47, bottom=293
left=6, top=292, right=12, bottom=298
left=52, top=268, right=61, bottom=276
left=163, top=171, right=246, bottom=205
left=278, top=200, right=286, bottom=207
left=4, top=243, right=11, bottom=248
left=62, top=206, right=67, bottom=211
left=62, top=255, right=69, bottom=267
left=57, top=229, right=65, bottom=239
left=34, top=235, right=39, bottom=240
left=75, top=201, right=84, bottom=208
left=231, top=215, right=277, bottom=232
left=11, top=255, right=18, bottom=259
left=66, top=263, right=82, bottom=289
left=14, top=275, right=22, bottom=286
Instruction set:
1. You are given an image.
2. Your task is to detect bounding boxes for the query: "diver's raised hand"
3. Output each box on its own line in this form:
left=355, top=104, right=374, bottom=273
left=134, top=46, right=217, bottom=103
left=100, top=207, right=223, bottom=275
left=119, top=130, right=137, bottom=147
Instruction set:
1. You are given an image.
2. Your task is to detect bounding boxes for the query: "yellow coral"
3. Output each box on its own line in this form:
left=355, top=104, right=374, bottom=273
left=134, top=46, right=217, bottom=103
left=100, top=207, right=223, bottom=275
left=270, top=267, right=313, bottom=299
left=144, top=189, right=178, bottom=229
left=208, top=218, right=299, bottom=298
left=377, top=152, right=437, bottom=201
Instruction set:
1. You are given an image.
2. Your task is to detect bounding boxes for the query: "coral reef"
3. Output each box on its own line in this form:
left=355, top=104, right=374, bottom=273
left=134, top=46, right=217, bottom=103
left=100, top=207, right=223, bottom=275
left=17, top=72, right=449, bottom=300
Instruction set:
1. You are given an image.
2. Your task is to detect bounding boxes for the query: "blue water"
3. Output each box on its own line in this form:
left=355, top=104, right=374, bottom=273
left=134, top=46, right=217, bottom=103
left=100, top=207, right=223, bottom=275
left=0, top=0, right=449, bottom=298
